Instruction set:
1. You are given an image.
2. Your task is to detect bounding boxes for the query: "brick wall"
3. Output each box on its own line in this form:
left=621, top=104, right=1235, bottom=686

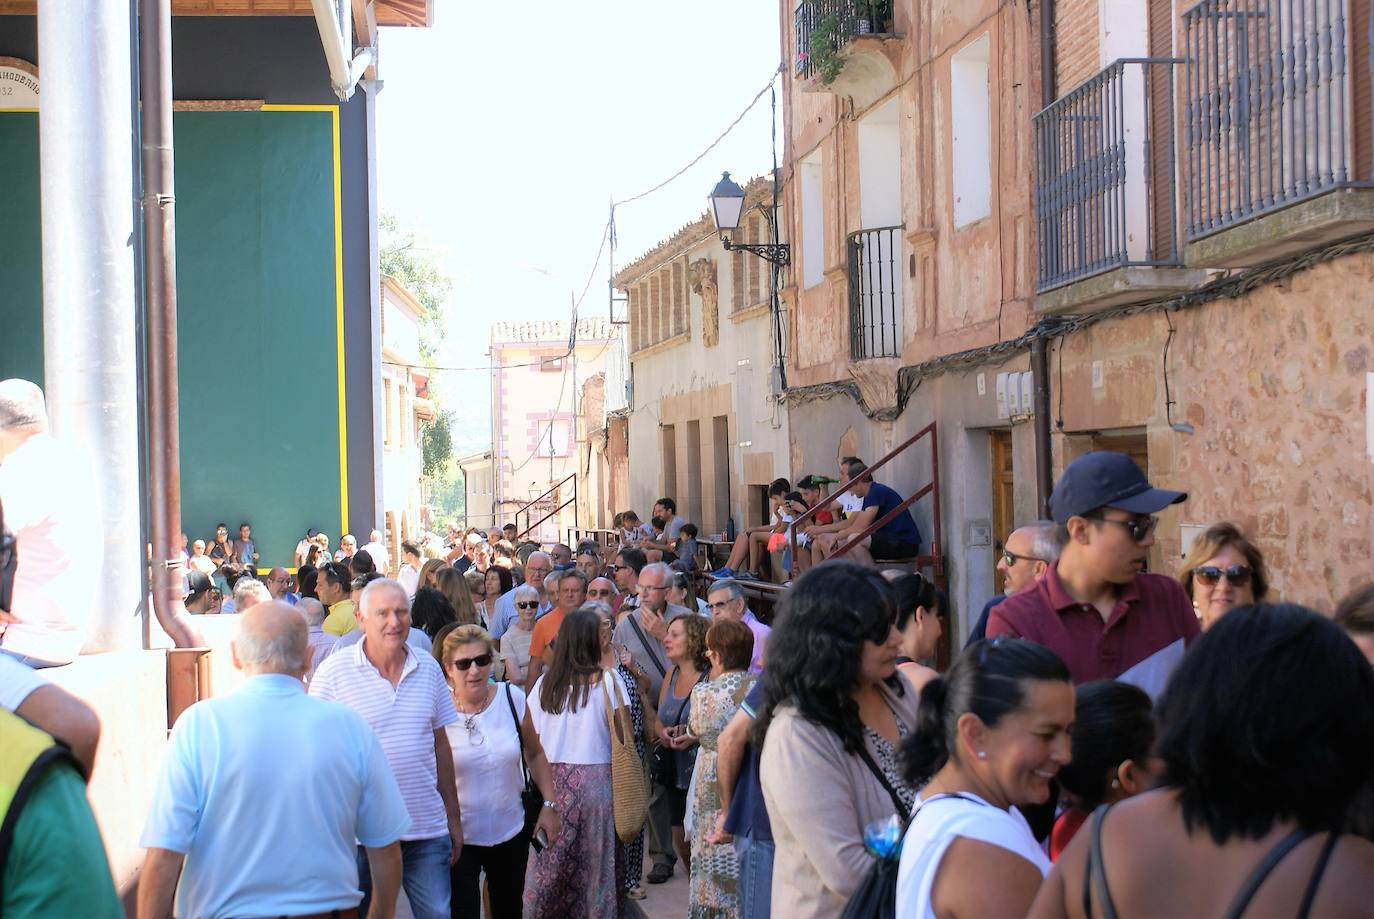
left=1054, top=0, right=1100, bottom=93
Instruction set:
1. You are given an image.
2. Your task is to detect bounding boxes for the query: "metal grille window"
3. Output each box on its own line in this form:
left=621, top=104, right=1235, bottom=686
left=794, top=0, right=885, bottom=81
left=848, top=225, right=903, bottom=360
left=1182, top=0, right=1367, bottom=240
left=1033, top=59, right=1182, bottom=292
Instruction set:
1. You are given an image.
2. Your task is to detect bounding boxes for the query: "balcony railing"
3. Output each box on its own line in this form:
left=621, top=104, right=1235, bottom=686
left=847, top=225, right=903, bottom=360
left=1182, top=0, right=1371, bottom=241
left=1034, top=59, right=1183, bottom=292
left=794, top=0, right=887, bottom=81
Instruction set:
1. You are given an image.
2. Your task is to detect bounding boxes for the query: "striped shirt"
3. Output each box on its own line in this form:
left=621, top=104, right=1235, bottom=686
left=309, top=637, right=459, bottom=840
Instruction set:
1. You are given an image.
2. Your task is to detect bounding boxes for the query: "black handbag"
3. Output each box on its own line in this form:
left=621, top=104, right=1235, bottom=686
left=504, top=685, right=544, bottom=847
left=840, top=746, right=916, bottom=919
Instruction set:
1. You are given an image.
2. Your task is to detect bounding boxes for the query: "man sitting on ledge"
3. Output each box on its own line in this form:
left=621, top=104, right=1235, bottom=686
left=809, top=458, right=921, bottom=568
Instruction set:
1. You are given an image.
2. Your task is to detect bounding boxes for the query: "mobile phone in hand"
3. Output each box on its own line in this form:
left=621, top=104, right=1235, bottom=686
left=533, top=827, right=549, bottom=851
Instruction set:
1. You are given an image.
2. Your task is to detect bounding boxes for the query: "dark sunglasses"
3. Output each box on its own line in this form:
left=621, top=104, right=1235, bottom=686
left=1084, top=514, right=1159, bottom=543
left=1001, top=550, right=1046, bottom=567
left=1194, top=564, right=1252, bottom=587
left=516, top=601, right=540, bottom=609
left=450, top=653, right=493, bottom=671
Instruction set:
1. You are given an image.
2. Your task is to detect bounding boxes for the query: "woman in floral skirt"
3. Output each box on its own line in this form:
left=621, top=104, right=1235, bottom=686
left=524, top=606, right=631, bottom=917
left=687, top=619, right=757, bottom=918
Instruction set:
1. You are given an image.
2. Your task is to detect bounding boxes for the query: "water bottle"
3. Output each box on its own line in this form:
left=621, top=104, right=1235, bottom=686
left=725, top=516, right=736, bottom=542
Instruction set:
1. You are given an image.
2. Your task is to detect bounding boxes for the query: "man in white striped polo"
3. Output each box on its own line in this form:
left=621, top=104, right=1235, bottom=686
left=310, top=578, right=463, bottom=919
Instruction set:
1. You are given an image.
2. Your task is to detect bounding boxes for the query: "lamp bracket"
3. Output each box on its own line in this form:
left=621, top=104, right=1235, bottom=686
left=722, top=238, right=792, bottom=267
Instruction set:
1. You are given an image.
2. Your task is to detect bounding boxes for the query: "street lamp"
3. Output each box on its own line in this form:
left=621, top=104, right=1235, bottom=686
left=708, top=172, right=791, bottom=266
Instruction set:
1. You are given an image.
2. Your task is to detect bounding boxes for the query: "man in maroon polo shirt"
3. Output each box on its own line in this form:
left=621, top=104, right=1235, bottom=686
left=986, top=451, right=1199, bottom=700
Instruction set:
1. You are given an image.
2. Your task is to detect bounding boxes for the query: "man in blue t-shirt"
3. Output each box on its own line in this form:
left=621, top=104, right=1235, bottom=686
left=813, top=459, right=921, bottom=566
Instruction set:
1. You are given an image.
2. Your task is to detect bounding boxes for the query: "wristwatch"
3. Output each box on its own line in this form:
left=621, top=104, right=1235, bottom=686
left=542, top=799, right=558, bottom=811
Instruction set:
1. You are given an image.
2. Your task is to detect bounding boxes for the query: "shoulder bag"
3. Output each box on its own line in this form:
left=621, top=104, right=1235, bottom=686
left=842, top=746, right=961, bottom=919
left=503, top=685, right=544, bottom=847
left=603, top=670, right=650, bottom=843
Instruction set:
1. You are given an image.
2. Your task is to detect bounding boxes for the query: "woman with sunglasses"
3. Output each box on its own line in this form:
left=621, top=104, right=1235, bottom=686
left=500, top=584, right=539, bottom=687
left=666, top=568, right=706, bottom=615
left=440, top=624, right=559, bottom=918
left=1178, top=522, right=1269, bottom=630
left=525, top=608, right=635, bottom=917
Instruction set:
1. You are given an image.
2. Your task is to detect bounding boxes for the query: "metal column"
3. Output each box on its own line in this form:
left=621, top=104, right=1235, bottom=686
left=37, top=0, right=143, bottom=652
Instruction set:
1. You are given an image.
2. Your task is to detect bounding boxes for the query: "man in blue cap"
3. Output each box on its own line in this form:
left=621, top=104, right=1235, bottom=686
left=986, top=451, right=1199, bottom=700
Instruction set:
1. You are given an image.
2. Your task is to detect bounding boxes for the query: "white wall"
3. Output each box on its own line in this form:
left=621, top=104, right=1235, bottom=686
left=951, top=34, right=992, bottom=228
left=800, top=152, right=825, bottom=288
left=858, top=97, right=903, bottom=229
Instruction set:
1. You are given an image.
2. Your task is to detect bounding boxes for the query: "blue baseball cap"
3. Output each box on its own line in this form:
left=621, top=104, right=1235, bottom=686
left=1049, top=451, right=1187, bottom=524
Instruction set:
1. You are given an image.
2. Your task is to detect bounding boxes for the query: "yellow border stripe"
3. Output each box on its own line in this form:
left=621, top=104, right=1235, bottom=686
left=0, top=108, right=37, bottom=113
left=261, top=104, right=348, bottom=538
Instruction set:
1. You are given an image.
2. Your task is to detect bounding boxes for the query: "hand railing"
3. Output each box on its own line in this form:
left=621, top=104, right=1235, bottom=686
left=786, top=421, right=942, bottom=578
left=515, top=473, right=576, bottom=543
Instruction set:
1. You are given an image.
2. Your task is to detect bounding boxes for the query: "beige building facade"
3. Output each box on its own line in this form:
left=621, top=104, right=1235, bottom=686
left=489, top=319, right=615, bottom=543
left=379, top=276, right=436, bottom=573
left=778, top=0, right=1374, bottom=634
left=616, top=176, right=794, bottom=537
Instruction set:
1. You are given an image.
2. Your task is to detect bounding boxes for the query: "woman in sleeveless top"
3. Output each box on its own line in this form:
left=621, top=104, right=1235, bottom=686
left=649, top=614, right=710, bottom=874
left=1029, top=603, right=1374, bottom=919
left=895, top=637, right=1074, bottom=919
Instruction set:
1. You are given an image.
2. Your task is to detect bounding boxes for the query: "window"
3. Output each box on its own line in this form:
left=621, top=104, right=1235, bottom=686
left=800, top=152, right=825, bottom=288
left=536, top=418, right=573, bottom=457
left=746, top=216, right=762, bottom=306
left=951, top=34, right=992, bottom=227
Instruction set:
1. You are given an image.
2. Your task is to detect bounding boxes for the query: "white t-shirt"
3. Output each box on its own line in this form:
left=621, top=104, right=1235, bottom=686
left=529, top=669, right=630, bottom=765
left=445, top=684, right=527, bottom=846
left=360, top=542, right=387, bottom=571
left=0, top=433, right=101, bottom=664
left=0, top=651, right=47, bottom=709
left=896, top=792, right=1051, bottom=919
left=397, top=564, right=420, bottom=600
left=837, top=491, right=864, bottom=516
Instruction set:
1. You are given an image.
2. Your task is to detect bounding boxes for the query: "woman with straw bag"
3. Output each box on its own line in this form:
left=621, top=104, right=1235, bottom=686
left=524, top=605, right=641, bottom=917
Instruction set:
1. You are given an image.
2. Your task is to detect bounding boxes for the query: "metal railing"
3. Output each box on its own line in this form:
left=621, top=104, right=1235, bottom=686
left=514, top=473, right=576, bottom=543
left=848, top=225, right=903, bottom=359
left=1182, top=0, right=1370, bottom=240
left=794, top=0, right=887, bottom=81
left=1034, top=59, right=1183, bottom=292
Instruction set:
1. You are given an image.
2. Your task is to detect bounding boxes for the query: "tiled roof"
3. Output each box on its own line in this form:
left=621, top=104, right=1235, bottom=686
left=490, top=318, right=616, bottom=344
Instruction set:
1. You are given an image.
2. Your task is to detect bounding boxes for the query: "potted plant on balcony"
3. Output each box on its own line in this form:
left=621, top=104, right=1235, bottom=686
left=808, top=12, right=844, bottom=85
left=858, top=0, right=893, bottom=33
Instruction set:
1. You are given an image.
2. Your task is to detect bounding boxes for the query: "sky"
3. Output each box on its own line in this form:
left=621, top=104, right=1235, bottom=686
left=375, top=0, right=784, bottom=452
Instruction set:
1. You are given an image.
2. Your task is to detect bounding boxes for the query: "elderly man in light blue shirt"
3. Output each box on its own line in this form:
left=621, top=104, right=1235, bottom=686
left=487, top=550, right=554, bottom=639
left=705, top=579, right=770, bottom=673
left=138, top=602, right=409, bottom=919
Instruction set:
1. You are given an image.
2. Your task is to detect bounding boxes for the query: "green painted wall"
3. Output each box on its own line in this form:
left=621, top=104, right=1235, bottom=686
left=0, top=113, right=43, bottom=387
left=0, top=109, right=343, bottom=567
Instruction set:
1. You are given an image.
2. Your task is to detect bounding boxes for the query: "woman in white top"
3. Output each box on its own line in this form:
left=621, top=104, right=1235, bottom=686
left=500, top=584, right=538, bottom=685
left=525, top=607, right=633, bottom=918
left=441, top=625, right=558, bottom=918
left=896, top=638, right=1074, bottom=919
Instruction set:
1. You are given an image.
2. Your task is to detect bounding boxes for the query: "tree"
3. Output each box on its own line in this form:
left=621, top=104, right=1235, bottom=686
left=380, top=212, right=458, bottom=512
left=380, top=211, right=452, bottom=360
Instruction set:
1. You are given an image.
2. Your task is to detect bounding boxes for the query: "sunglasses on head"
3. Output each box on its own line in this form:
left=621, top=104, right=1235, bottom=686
left=517, top=601, right=540, bottom=609
left=1194, top=564, right=1252, bottom=587
left=450, top=652, right=493, bottom=671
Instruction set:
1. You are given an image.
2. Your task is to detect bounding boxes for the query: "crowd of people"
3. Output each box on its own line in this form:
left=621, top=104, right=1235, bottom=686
left=4, top=370, right=1374, bottom=919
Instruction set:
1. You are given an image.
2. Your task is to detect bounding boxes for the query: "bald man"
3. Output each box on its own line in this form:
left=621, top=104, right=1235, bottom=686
left=966, top=521, right=1061, bottom=647
left=264, top=567, right=295, bottom=604
left=139, top=602, right=408, bottom=919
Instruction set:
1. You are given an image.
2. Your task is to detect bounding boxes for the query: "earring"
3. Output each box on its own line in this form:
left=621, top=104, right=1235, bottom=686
left=1111, top=779, right=1121, bottom=788
left=976, top=751, right=987, bottom=760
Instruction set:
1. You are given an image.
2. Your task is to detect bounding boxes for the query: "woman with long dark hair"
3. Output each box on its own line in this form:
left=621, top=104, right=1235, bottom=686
left=524, top=607, right=631, bottom=917
left=1030, top=604, right=1374, bottom=918
left=890, top=572, right=946, bottom=692
left=755, top=561, right=917, bottom=917
left=895, top=638, right=1073, bottom=918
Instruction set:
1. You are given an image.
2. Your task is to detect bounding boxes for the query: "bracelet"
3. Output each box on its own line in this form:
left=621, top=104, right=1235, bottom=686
left=542, top=799, right=558, bottom=810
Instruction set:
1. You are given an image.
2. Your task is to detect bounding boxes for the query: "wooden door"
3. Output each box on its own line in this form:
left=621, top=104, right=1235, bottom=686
left=990, top=430, right=1015, bottom=593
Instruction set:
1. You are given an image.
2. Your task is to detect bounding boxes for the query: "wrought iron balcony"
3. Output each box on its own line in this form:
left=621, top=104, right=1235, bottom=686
left=1034, top=59, right=1185, bottom=295
left=794, top=0, right=893, bottom=82
left=848, top=225, right=903, bottom=360
left=1181, top=0, right=1374, bottom=263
